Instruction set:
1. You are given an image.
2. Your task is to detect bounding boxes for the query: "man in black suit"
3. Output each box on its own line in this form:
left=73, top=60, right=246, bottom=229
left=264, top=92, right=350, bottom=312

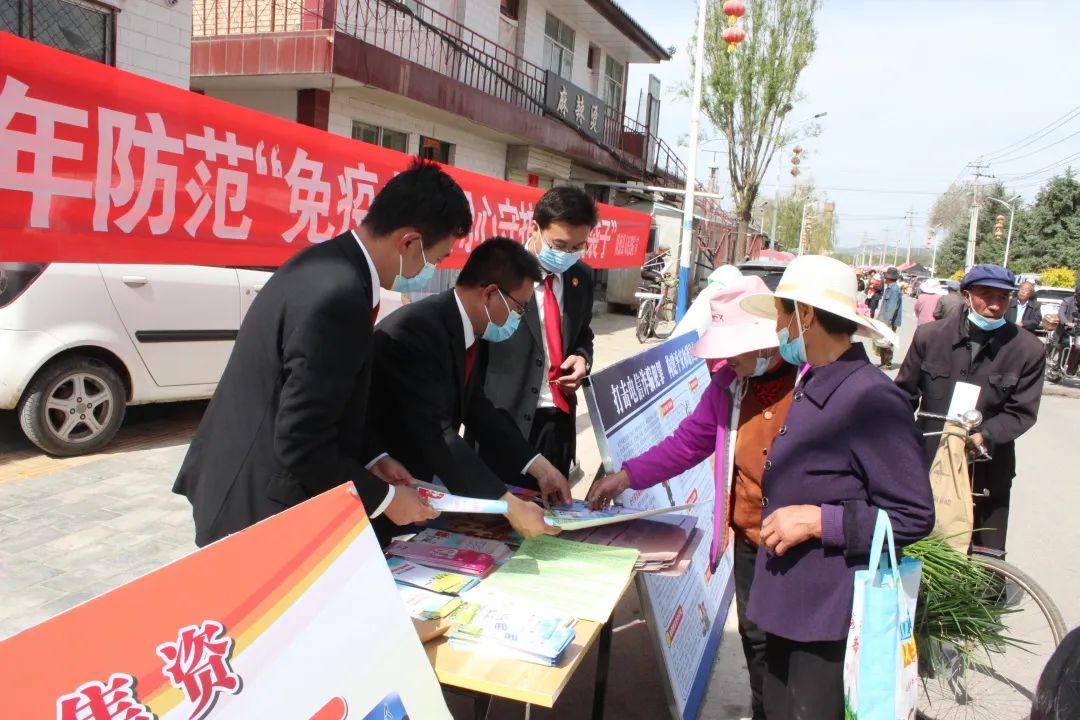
left=1005, top=281, right=1043, bottom=333
left=481, top=187, right=598, bottom=487
left=371, top=238, right=569, bottom=538
left=174, top=160, right=470, bottom=546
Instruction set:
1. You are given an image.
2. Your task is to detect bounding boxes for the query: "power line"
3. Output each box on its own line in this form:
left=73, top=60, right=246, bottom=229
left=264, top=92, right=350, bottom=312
left=991, top=126, right=1080, bottom=165
left=983, top=104, right=1080, bottom=160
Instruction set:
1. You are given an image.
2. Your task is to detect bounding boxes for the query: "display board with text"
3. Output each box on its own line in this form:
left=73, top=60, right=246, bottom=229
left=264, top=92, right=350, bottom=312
left=585, top=332, right=736, bottom=720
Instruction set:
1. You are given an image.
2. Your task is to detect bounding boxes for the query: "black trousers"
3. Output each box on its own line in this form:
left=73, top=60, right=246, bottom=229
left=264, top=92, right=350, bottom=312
left=515, top=406, right=577, bottom=486
left=972, top=465, right=1011, bottom=554
left=734, top=537, right=768, bottom=720
left=763, top=634, right=846, bottom=720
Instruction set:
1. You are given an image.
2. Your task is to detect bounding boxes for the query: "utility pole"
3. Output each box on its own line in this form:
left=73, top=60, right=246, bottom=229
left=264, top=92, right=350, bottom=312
left=904, top=209, right=916, bottom=264
left=675, top=0, right=708, bottom=321
left=965, top=157, right=992, bottom=269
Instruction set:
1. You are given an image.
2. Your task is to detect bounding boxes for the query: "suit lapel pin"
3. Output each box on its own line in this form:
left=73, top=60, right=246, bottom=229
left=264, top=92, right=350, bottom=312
left=571, top=277, right=579, bottom=287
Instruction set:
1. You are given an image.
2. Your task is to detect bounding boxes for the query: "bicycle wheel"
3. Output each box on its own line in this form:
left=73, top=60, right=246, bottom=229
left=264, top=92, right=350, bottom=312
left=652, top=300, right=678, bottom=339
left=636, top=300, right=656, bottom=344
left=917, top=556, right=1066, bottom=720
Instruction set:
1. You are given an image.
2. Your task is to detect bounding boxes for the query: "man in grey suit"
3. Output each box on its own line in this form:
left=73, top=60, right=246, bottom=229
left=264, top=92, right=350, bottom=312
left=482, top=186, right=598, bottom=489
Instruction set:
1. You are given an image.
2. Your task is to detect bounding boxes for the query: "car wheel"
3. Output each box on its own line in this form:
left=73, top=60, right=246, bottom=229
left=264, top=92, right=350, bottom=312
left=18, top=356, right=127, bottom=457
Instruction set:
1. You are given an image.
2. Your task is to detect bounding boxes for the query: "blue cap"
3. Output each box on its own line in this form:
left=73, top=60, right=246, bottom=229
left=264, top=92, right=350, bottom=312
left=961, top=264, right=1016, bottom=292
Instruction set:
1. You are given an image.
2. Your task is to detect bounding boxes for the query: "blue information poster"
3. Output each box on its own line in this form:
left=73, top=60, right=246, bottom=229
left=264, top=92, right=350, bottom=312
left=585, top=332, right=735, bottom=720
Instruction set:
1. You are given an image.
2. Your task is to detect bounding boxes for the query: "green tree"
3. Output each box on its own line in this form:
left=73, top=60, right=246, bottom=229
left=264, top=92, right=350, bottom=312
left=1009, top=170, right=1080, bottom=273
left=933, top=183, right=1018, bottom=276
left=699, top=0, right=821, bottom=260
left=771, top=182, right=833, bottom=254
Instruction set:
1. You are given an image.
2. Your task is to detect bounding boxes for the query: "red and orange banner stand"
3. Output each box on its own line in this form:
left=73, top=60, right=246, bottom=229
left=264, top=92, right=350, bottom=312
left=0, top=485, right=453, bottom=719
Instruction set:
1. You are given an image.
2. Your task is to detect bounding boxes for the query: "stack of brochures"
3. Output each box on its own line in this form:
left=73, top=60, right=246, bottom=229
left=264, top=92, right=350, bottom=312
left=563, top=515, right=704, bottom=576
left=448, top=604, right=577, bottom=666
left=408, top=528, right=514, bottom=564
left=386, top=556, right=481, bottom=595
left=386, top=540, right=498, bottom=577
left=395, top=583, right=464, bottom=620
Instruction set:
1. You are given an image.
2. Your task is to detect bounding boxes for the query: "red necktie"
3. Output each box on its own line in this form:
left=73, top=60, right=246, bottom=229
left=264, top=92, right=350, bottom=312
left=371, top=303, right=380, bottom=328
left=464, top=343, right=478, bottom=384
left=543, top=274, right=571, bottom=413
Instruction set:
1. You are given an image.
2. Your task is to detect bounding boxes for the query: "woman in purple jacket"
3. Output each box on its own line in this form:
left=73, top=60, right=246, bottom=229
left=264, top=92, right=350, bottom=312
left=740, top=255, right=934, bottom=720
left=587, top=275, right=794, bottom=719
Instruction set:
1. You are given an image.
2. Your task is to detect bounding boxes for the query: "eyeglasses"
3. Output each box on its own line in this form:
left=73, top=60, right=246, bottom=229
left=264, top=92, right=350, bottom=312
left=499, top=288, right=529, bottom=315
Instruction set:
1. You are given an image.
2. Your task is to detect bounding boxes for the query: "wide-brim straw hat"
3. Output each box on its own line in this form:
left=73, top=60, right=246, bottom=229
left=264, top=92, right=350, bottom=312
left=692, top=275, right=780, bottom=360
left=740, top=255, right=900, bottom=347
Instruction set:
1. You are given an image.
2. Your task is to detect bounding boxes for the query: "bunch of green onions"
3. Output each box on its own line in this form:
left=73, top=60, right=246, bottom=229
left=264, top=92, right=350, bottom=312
left=902, top=536, right=1023, bottom=670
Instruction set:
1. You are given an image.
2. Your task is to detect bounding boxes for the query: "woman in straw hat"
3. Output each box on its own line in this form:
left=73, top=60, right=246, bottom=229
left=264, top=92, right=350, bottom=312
left=738, top=255, right=934, bottom=719
left=587, top=275, right=798, bottom=720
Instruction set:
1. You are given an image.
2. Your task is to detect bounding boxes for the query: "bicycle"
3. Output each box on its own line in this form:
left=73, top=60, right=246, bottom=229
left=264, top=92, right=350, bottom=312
left=635, top=263, right=678, bottom=344
left=915, top=409, right=1067, bottom=720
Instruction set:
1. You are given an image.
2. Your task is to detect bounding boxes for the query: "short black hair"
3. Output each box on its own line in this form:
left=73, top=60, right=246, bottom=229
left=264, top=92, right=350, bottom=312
left=456, top=237, right=542, bottom=290
left=780, top=298, right=859, bottom=337
left=362, top=158, right=472, bottom=248
left=533, top=185, right=599, bottom=230
left=1032, top=627, right=1080, bottom=720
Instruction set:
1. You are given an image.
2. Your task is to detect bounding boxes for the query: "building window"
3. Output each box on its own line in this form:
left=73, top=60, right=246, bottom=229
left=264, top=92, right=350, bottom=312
left=418, top=135, right=453, bottom=164
left=603, top=55, right=625, bottom=110
left=2, top=0, right=115, bottom=65
left=543, top=12, right=575, bottom=79
left=352, top=121, right=409, bottom=153
left=587, top=44, right=599, bottom=71
left=499, top=0, right=518, bottom=20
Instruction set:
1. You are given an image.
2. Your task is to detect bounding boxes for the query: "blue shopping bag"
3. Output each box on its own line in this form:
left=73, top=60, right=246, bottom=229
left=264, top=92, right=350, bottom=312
left=843, top=510, right=923, bottom=720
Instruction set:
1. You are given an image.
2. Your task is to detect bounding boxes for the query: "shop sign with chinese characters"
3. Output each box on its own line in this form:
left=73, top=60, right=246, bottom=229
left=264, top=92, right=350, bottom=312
left=543, top=71, right=611, bottom=146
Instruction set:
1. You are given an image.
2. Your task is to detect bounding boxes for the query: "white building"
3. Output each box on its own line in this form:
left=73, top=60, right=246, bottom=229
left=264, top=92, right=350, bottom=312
left=2, top=0, right=191, bottom=88
left=188, top=0, right=684, bottom=195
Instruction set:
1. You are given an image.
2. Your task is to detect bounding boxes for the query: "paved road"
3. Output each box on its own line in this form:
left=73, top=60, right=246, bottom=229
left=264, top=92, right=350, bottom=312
left=0, top=304, right=1075, bottom=720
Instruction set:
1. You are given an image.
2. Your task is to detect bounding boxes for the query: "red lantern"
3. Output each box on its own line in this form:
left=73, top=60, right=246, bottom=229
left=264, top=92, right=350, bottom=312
left=790, top=156, right=801, bottom=166
left=722, top=25, right=746, bottom=53
left=723, top=0, right=746, bottom=25
left=793, top=145, right=803, bottom=154
left=790, top=167, right=801, bottom=177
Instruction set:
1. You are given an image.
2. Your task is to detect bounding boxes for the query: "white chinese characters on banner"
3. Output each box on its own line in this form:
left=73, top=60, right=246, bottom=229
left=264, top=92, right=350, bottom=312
left=0, top=78, right=94, bottom=228
left=0, top=70, right=649, bottom=269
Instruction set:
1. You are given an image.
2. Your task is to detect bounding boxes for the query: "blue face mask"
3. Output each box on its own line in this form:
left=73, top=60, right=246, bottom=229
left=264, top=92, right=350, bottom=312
left=537, top=240, right=585, bottom=274
left=751, top=355, right=771, bottom=377
left=482, top=291, right=523, bottom=343
left=391, top=242, right=436, bottom=293
left=777, top=310, right=808, bottom=366
left=968, top=308, right=1006, bottom=332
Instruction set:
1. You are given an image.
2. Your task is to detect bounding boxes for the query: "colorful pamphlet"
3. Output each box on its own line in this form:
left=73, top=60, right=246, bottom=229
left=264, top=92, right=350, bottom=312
left=410, top=528, right=514, bottom=564
left=542, top=499, right=698, bottom=531
left=448, top=604, right=577, bottom=667
left=386, top=557, right=480, bottom=595
left=395, top=582, right=464, bottom=620
left=427, top=514, right=523, bottom=547
left=386, top=540, right=496, bottom=577
left=414, top=480, right=509, bottom=514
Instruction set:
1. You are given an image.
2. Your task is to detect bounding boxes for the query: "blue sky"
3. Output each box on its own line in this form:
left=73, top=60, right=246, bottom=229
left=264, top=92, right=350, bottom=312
left=619, top=0, right=1080, bottom=250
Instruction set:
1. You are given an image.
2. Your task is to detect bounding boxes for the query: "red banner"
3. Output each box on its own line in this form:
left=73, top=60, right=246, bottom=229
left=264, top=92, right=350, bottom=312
left=0, top=33, right=650, bottom=269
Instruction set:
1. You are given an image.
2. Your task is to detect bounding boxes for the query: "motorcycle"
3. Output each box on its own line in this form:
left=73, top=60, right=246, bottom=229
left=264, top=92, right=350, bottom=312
left=1042, top=313, right=1080, bottom=383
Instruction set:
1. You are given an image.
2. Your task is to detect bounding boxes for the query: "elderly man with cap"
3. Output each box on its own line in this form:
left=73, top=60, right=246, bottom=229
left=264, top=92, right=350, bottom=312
left=934, top=279, right=966, bottom=320
left=874, top=267, right=904, bottom=368
left=896, top=263, right=1045, bottom=554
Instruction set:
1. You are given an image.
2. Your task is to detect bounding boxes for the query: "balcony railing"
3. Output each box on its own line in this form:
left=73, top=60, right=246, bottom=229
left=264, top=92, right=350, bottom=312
left=192, top=0, right=686, bottom=186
